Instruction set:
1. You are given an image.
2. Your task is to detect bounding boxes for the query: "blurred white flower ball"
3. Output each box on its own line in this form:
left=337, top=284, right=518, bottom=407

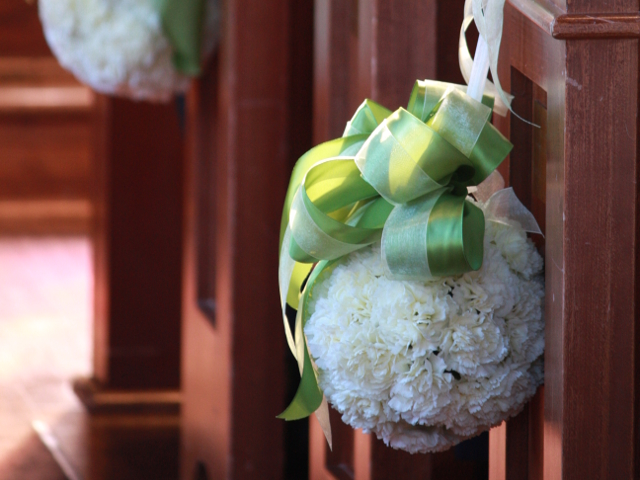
left=305, top=209, right=544, bottom=453
left=39, top=0, right=219, bottom=102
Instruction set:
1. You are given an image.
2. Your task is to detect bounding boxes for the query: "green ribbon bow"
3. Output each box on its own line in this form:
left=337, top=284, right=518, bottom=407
left=278, top=80, right=513, bottom=421
left=155, top=0, right=207, bottom=75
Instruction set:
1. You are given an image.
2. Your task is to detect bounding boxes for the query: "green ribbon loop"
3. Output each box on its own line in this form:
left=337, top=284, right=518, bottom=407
left=427, top=192, right=485, bottom=277
left=278, top=79, right=512, bottom=420
left=344, top=99, right=393, bottom=136
left=290, top=163, right=382, bottom=262
left=280, top=135, right=370, bottom=249
left=407, top=79, right=495, bottom=122
left=426, top=87, right=491, bottom=157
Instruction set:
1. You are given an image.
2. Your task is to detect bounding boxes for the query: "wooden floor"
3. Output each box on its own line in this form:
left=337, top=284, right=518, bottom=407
left=0, top=433, right=65, bottom=480
left=0, top=237, right=179, bottom=480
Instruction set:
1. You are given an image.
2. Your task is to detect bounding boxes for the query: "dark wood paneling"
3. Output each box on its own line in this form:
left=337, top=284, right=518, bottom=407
left=490, top=1, right=640, bottom=479
left=0, top=117, right=93, bottom=199
left=531, top=93, right=547, bottom=245
left=553, top=13, right=640, bottom=39
left=0, top=0, right=96, bottom=235
left=636, top=41, right=640, bottom=480
left=325, top=408, right=355, bottom=480
left=490, top=5, right=563, bottom=477
left=93, top=98, right=184, bottom=391
left=192, top=55, right=218, bottom=324
left=313, top=0, right=355, bottom=142
left=508, top=68, right=534, bottom=206
left=528, top=388, right=544, bottom=480
left=359, top=0, right=437, bottom=108
left=506, top=408, right=530, bottom=480
left=181, top=0, right=314, bottom=479
left=285, top=3, right=315, bottom=479
left=0, top=57, right=99, bottom=207
left=0, top=1, right=51, bottom=57
left=433, top=445, right=488, bottom=480
left=369, top=439, right=432, bottom=480
left=563, top=36, right=637, bottom=480
left=436, top=0, right=466, bottom=83
left=0, top=57, right=98, bottom=236
left=566, top=0, right=637, bottom=14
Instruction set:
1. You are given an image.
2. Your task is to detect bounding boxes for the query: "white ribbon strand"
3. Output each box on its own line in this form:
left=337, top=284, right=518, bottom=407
left=467, top=35, right=490, bottom=103
left=459, top=0, right=514, bottom=116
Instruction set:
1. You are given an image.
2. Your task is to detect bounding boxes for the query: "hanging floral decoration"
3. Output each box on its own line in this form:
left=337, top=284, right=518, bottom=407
left=38, top=0, right=220, bottom=102
left=277, top=0, right=545, bottom=454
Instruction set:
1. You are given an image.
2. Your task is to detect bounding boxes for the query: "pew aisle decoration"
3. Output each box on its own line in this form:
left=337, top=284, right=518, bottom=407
left=278, top=0, right=544, bottom=454
left=39, top=0, right=219, bottom=102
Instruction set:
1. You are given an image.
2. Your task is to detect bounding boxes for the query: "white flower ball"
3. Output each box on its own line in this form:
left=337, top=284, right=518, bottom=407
left=39, top=0, right=219, bottom=102
left=305, top=210, right=544, bottom=453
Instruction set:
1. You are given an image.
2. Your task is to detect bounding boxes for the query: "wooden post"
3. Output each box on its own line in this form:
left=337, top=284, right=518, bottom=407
left=180, top=1, right=314, bottom=479
left=82, top=97, right=185, bottom=406
left=489, top=0, right=639, bottom=478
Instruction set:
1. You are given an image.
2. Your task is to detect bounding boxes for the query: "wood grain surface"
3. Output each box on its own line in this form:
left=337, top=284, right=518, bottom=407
left=180, top=1, right=314, bottom=479
left=553, top=13, right=640, bottom=39
left=489, top=1, right=640, bottom=479
left=563, top=35, right=637, bottom=480
left=92, top=98, right=185, bottom=391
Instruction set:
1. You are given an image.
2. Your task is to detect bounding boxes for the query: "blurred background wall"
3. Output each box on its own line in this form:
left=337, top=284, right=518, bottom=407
left=0, top=2, right=185, bottom=479
left=0, top=0, right=98, bottom=235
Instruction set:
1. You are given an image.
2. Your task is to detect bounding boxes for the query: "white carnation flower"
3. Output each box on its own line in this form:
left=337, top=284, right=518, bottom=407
left=39, top=0, right=219, bottom=102
left=305, top=207, right=544, bottom=453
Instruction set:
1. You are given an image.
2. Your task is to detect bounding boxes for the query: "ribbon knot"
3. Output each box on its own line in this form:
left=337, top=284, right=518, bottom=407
left=278, top=79, right=513, bottom=421
left=284, top=80, right=512, bottom=281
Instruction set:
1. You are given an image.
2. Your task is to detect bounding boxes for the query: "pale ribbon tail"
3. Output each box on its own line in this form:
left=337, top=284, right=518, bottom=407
left=470, top=171, right=543, bottom=235
left=485, top=187, right=544, bottom=236
left=314, top=396, right=333, bottom=451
